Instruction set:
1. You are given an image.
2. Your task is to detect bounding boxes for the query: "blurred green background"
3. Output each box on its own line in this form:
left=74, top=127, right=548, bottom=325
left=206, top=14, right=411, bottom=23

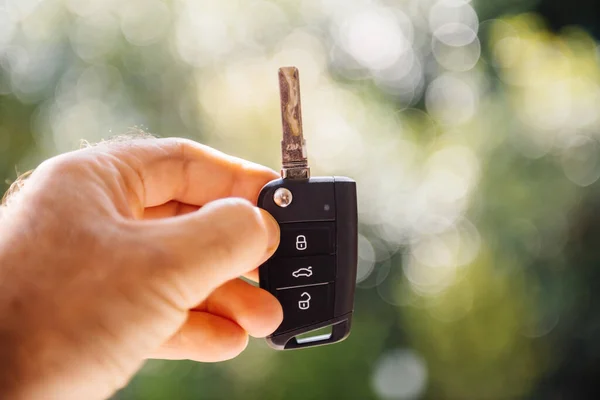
left=2, top=0, right=600, bottom=398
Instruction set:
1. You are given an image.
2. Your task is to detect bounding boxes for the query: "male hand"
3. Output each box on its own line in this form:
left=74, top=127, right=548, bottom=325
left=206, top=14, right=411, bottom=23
left=0, top=138, right=282, bottom=399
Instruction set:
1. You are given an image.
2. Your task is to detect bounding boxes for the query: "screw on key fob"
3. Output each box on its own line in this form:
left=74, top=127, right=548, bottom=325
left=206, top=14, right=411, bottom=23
left=258, top=67, right=358, bottom=350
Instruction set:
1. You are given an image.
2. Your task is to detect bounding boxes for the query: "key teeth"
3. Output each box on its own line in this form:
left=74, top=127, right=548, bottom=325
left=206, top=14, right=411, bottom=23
left=278, top=66, right=309, bottom=179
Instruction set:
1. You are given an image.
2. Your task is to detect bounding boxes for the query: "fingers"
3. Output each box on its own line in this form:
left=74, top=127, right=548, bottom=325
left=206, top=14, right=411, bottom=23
left=138, top=197, right=280, bottom=308
left=143, top=202, right=262, bottom=282
left=149, top=312, right=249, bottom=362
left=150, top=279, right=282, bottom=361
left=96, top=138, right=279, bottom=208
left=197, top=279, right=283, bottom=338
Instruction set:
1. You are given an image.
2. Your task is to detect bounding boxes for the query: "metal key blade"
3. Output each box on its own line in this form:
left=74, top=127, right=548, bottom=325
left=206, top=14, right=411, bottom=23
left=278, top=66, right=310, bottom=180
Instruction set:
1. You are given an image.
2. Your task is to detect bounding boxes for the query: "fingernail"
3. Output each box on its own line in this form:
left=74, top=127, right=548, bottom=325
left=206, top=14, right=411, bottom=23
left=259, top=208, right=280, bottom=253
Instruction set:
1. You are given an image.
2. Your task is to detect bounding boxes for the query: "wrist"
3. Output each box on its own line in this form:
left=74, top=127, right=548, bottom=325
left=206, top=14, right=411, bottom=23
left=0, top=226, right=50, bottom=399
left=0, top=246, right=29, bottom=398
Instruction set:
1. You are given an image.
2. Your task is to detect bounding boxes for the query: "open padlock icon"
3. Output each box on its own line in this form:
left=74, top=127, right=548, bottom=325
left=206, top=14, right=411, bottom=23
left=298, top=292, right=311, bottom=310
left=295, top=234, right=308, bottom=251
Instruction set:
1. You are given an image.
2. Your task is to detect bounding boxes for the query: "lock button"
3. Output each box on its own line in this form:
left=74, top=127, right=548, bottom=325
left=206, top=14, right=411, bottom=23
left=296, top=235, right=307, bottom=251
left=275, top=222, right=335, bottom=257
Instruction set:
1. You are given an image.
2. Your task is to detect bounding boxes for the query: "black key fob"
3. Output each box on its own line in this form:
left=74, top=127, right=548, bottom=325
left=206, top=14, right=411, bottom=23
left=258, top=177, right=357, bottom=350
left=258, top=67, right=358, bottom=350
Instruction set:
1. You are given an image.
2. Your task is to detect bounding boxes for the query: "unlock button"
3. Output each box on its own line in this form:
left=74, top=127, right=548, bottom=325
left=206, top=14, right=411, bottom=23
left=275, top=222, right=335, bottom=257
left=274, top=284, right=334, bottom=334
left=298, top=292, right=311, bottom=310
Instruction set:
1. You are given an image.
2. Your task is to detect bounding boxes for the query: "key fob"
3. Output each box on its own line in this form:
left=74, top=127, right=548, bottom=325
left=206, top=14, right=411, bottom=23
left=257, top=67, right=358, bottom=350
left=258, top=177, right=357, bottom=350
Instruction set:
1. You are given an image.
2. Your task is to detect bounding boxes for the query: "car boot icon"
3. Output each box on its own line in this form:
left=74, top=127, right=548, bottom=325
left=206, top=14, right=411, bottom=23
left=292, top=266, right=313, bottom=278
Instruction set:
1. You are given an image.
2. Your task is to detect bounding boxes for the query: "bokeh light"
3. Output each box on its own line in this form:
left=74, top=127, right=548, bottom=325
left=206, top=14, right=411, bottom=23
left=372, top=349, right=428, bottom=400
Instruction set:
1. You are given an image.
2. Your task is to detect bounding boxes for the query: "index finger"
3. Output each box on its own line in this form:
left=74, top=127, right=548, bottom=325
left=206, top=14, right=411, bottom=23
left=95, top=137, right=279, bottom=208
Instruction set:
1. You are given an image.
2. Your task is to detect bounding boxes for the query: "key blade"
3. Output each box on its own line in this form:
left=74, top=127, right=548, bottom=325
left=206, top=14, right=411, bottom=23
left=278, top=66, right=310, bottom=180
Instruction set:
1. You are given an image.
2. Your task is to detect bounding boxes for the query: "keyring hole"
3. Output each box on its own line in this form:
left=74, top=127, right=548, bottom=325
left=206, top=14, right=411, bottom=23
left=294, top=325, right=333, bottom=344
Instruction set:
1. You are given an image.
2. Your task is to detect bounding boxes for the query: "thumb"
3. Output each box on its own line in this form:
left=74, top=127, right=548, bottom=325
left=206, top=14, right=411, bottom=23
left=138, top=198, right=280, bottom=308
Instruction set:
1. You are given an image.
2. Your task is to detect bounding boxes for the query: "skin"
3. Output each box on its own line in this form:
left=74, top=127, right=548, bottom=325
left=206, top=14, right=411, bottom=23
left=0, top=138, right=283, bottom=400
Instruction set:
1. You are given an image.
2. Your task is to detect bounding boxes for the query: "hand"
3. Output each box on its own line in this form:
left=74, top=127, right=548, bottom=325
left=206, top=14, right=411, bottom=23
left=0, top=138, right=282, bottom=400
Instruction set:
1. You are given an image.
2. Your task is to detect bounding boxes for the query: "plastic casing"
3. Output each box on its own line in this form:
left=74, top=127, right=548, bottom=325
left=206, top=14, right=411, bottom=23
left=258, top=176, right=358, bottom=350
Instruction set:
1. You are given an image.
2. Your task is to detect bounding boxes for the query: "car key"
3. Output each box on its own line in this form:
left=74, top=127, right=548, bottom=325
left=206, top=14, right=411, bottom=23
left=258, top=66, right=358, bottom=350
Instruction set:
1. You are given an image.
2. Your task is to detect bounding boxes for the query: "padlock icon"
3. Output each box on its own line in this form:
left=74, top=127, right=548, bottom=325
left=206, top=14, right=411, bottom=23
left=296, top=235, right=308, bottom=251
left=298, top=292, right=311, bottom=310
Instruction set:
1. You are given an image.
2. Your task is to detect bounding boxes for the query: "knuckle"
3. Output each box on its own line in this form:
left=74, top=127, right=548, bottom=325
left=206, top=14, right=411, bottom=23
left=169, top=137, right=195, bottom=149
left=35, top=152, right=99, bottom=187
left=158, top=137, right=194, bottom=160
left=37, top=154, right=80, bottom=176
